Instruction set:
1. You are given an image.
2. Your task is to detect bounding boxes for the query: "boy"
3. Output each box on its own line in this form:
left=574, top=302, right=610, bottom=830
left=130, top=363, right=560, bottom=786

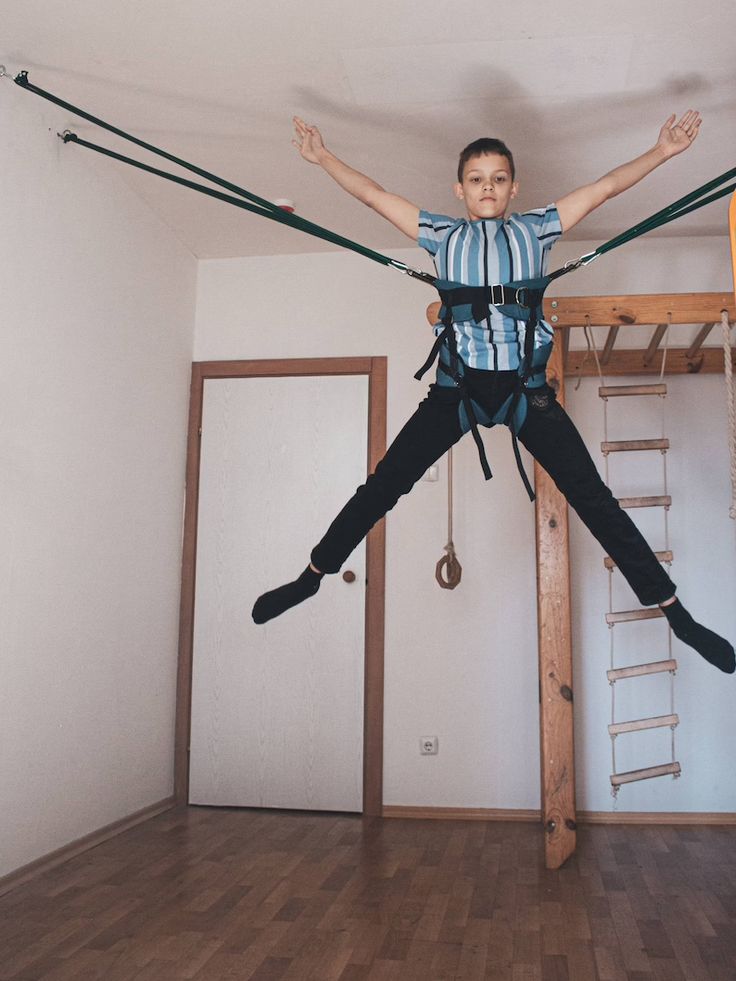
left=253, top=112, right=735, bottom=675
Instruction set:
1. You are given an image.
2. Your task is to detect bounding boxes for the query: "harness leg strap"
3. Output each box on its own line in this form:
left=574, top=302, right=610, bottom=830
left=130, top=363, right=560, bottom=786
left=463, top=394, right=493, bottom=480
left=501, top=289, right=546, bottom=502
left=511, top=426, right=535, bottom=501
left=414, top=327, right=449, bottom=380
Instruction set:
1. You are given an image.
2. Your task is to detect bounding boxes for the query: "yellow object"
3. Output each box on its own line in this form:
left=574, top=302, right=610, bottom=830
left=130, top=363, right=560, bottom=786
left=731, top=190, right=736, bottom=297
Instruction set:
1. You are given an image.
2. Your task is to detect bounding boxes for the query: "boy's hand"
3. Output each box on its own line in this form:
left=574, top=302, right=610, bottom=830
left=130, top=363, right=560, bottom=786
left=290, top=117, right=420, bottom=241
left=292, top=117, right=326, bottom=164
left=656, top=110, right=702, bottom=158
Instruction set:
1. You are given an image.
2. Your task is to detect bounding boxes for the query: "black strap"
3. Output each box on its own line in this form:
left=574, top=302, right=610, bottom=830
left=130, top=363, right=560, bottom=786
left=510, top=426, right=536, bottom=501
left=414, top=326, right=450, bottom=381
left=437, top=348, right=493, bottom=480
left=443, top=328, right=493, bottom=482
left=502, top=289, right=546, bottom=502
left=437, top=283, right=532, bottom=324
left=415, top=318, right=493, bottom=480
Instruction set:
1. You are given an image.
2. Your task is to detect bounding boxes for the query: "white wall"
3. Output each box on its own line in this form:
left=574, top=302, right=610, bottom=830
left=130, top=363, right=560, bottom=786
left=1, top=86, right=196, bottom=877
left=195, top=231, right=736, bottom=815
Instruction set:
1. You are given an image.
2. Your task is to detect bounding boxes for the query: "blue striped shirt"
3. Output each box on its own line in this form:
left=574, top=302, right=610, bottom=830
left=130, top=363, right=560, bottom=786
left=418, top=205, right=563, bottom=370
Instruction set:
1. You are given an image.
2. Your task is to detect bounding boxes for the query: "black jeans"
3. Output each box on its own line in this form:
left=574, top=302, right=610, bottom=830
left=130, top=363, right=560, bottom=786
left=311, top=371, right=676, bottom=607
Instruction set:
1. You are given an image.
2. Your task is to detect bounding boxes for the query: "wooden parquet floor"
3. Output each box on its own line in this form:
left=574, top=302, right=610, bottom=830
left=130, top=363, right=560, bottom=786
left=1, top=806, right=735, bottom=980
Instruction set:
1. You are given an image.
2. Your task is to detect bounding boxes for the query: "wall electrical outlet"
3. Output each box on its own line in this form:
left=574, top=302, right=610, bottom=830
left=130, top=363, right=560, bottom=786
left=420, top=736, right=439, bottom=755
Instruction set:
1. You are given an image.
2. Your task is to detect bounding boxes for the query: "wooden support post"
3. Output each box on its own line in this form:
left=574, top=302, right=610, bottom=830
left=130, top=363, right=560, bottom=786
left=561, top=325, right=570, bottom=368
left=568, top=347, right=734, bottom=377
left=543, top=292, right=735, bottom=326
left=686, top=323, right=715, bottom=359
left=644, top=324, right=669, bottom=366
left=601, top=325, right=619, bottom=365
left=534, top=340, right=576, bottom=869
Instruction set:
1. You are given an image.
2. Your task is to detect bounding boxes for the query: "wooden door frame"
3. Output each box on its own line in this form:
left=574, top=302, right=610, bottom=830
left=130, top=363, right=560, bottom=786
left=174, top=356, right=387, bottom=816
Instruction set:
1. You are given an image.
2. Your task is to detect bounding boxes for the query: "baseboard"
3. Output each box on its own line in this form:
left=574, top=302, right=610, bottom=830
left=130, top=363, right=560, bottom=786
left=382, top=805, right=736, bottom=826
left=0, top=796, right=176, bottom=897
left=382, top=806, right=541, bottom=822
left=577, top=810, right=736, bottom=825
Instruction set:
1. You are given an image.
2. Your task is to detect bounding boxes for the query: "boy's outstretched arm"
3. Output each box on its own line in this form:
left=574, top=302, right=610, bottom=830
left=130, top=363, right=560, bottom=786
left=292, top=117, right=420, bottom=241
left=555, top=111, right=702, bottom=234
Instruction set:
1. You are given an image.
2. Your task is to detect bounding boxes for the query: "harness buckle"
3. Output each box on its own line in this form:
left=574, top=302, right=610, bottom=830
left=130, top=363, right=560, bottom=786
left=490, top=283, right=504, bottom=306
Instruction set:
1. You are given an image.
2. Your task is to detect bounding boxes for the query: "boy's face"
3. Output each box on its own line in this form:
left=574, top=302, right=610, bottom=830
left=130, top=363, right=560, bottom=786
left=455, top=152, right=518, bottom=221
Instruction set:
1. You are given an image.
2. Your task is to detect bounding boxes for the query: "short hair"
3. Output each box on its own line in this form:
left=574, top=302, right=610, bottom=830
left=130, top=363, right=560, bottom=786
left=457, top=138, right=515, bottom=182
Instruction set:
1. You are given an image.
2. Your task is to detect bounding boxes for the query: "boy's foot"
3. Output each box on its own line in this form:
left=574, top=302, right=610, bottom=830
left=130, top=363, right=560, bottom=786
left=252, top=566, right=324, bottom=624
left=661, top=599, right=735, bottom=673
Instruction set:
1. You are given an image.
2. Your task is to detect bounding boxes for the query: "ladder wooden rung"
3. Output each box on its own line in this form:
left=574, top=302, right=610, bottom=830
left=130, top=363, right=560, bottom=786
left=604, top=550, right=672, bottom=570
left=602, top=438, right=669, bottom=453
left=609, top=713, right=679, bottom=736
left=606, top=607, right=665, bottom=624
left=599, top=383, right=667, bottom=398
left=607, top=659, right=678, bottom=682
left=617, top=495, right=672, bottom=509
left=610, top=762, right=681, bottom=787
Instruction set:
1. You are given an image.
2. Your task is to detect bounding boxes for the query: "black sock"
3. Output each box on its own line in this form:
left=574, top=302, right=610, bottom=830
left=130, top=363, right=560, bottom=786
left=252, top=566, right=324, bottom=624
left=661, top=599, right=735, bottom=674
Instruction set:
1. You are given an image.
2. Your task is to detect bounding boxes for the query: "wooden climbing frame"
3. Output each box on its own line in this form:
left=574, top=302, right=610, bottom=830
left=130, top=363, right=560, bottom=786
left=537, top=290, right=735, bottom=868
left=427, top=290, right=736, bottom=869
left=546, top=292, right=736, bottom=377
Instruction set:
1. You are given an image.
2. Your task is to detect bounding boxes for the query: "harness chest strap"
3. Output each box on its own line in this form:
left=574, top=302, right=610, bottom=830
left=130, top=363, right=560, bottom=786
left=414, top=279, right=549, bottom=499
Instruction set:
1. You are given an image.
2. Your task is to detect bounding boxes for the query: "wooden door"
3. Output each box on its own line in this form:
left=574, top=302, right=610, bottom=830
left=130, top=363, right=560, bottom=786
left=182, top=360, right=386, bottom=813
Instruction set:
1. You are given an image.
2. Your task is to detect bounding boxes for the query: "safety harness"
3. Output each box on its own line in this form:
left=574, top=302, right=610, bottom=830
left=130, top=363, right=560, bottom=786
left=414, top=279, right=549, bottom=498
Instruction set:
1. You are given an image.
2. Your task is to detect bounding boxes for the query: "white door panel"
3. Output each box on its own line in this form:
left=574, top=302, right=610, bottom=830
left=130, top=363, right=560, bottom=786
left=189, top=374, right=368, bottom=812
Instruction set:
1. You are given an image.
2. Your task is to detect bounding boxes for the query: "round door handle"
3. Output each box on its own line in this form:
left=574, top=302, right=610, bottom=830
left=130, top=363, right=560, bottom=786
left=342, top=570, right=356, bottom=583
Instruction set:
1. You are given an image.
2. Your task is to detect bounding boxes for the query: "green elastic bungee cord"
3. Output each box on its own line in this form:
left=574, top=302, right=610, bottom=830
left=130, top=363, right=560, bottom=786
left=6, top=68, right=735, bottom=289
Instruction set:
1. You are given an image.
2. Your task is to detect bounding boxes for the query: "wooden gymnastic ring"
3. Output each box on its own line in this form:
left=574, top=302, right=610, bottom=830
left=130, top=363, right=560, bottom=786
left=435, top=553, right=462, bottom=590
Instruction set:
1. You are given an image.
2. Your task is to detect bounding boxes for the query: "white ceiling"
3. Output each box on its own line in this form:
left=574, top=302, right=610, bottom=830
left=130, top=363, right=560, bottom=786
left=4, top=0, right=735, bottom=259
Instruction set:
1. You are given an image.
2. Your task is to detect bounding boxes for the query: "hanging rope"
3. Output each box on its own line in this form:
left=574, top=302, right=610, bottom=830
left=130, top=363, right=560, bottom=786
left=435, top=448, right=462, bottom=589
left=721, top=311, right=736, bottom=520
